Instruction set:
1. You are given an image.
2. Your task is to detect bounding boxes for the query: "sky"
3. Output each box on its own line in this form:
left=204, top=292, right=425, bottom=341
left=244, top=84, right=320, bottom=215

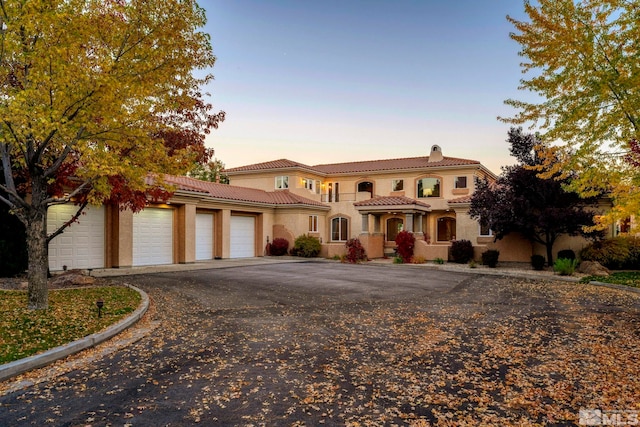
left=201, top=1, right=530, bottom=175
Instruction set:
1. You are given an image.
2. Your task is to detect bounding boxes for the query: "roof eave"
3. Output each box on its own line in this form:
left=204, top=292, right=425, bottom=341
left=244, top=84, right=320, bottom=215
left=355, top=204, right=432, bottom=213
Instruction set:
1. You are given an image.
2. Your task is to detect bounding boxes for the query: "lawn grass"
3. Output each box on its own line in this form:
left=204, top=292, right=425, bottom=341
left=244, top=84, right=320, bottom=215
left=580, top=271, right=640, bottom=288
left=0, top=286, right=141, bottom=364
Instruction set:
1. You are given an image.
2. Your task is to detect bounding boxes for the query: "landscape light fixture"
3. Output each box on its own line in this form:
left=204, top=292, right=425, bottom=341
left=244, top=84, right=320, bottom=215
left=96, top=299, right=104, bottom=318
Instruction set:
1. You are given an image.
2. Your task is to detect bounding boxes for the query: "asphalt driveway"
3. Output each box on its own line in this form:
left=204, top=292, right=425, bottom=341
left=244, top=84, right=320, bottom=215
left=1, top=261, right=639, bottom=426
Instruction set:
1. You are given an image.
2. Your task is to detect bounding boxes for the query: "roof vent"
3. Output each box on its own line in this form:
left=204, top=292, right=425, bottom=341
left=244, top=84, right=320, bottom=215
left=428, top=145, right=443, bottom=163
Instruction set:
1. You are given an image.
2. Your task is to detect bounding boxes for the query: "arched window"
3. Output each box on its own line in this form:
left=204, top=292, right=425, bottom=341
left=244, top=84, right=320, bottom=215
left=331, top=217, right=348, bottom=241
left=417, top=178, right=440, bottom=198
left=357, top=181, right=374, bottom=198
left=437, top=217, right=456, bottom=241
left=386, top=217, right=403, bottom=242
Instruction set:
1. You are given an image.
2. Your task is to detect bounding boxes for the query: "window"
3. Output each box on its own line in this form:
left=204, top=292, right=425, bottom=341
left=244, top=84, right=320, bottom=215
left=357, top=181, right=373, bottom=198
left=303, top=178, right=315, bottom=192
left=315, top=181, right=321, bottom=195
left=275, top=176, right=289, bottom=189
left=327, top=182, right=339, bottom=202
left=331, top=217, right=348, bottom=241
left=392, top=179, right=404, bottom=191
left=479, top=218, right=492, bottom=236
left=309, top=215, right=318, bottom=232
left=455, top=176, right=467, bottom=189
left=417, top=178, right=440, bottom=198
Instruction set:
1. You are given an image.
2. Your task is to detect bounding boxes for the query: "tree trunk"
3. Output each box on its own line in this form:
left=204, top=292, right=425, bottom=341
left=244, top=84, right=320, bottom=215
left=25, top=208, right=49, bottom=310
left=546, top=242, right=554, bottom=268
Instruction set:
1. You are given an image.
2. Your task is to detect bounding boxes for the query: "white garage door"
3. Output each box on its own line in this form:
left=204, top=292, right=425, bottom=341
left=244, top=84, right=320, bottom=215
left=195, top=213, right=214, bottom=261
left=230, top=216, right=255, bottom=258
left=48, top=205, right=105, bottom=271
left=133, top=208, right=173, bottom=266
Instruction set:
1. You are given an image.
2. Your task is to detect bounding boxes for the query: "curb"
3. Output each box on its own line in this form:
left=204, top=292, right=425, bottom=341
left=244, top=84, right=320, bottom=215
left=0, top=284, right=149, bottom=382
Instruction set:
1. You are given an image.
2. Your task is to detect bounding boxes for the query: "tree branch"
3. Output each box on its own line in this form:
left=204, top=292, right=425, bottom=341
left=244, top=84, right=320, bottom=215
left=43, top=178, right=92, bottom=206
left=46, top=199, right=89, bottom=244
left=43, top=127, right=85, bottom=178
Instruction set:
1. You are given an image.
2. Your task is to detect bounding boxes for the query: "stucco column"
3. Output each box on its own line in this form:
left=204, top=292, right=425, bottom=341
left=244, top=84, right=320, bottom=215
left=374, top=214, right=381, bottom=233
left=361, top=214, right=369, bottom=233
left=404, top=213, right=414, bottom=233
left=415, top=214, right=423, bottom=233
left=219, top=209, right=231, bottom=259
left=177, top=204, right=196, bottom=264
left=112, top=208, right=133, bottom=268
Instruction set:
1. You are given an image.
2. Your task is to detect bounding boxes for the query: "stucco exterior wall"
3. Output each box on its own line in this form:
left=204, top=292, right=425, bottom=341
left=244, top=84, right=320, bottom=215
left=480, top=233, right=533, bottom=262
left=413, top=240, right=449, bottom=260
left=359, top=233, right=384, bottom=259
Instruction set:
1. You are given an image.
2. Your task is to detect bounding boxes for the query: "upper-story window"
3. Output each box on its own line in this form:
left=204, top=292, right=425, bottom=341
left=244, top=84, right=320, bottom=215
left=417, top=177, right=440, bottom=198
left=303, top=178, right=314, bottom=192
left=315, top=180, right=321, bottom=195
left=455, top=176, right=468, bottom=189
left=275, top=176, right=289, bottom=189
left=392, top=179, right=404, bottom=191
left=357, top=181, right=374, bottom=198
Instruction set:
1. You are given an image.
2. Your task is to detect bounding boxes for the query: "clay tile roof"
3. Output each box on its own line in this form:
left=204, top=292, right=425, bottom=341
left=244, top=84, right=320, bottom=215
left=164, top=175, right=328, bottom=208
left=312, top=156, right=479, bottom=174
left=448, top=195, right=473, bottom=204
left=224, top=159, right=318, bottom=173
left=354, top=196, right=431, bottom=209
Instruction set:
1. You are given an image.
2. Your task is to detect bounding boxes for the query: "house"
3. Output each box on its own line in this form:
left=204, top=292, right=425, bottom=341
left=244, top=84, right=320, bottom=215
left=46, top=145, right=605, bottom=271
left=224, top=145, right=502, bottom=260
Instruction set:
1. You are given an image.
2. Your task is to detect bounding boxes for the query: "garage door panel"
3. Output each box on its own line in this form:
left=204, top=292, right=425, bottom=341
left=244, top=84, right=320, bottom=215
left=196, top=213, right=214, bottom=261
left=230, top=216, right=255, bottom=258
left=133, top=208, right=173, bottom=266
left=48, top=205, right=105, bottom=271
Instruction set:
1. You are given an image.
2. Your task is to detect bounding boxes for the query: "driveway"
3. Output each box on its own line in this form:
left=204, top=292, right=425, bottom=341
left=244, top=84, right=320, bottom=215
left=1, top=261, right=639, bottom=426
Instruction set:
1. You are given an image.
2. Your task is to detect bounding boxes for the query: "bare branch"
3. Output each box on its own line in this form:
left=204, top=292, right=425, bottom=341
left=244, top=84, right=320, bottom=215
left=46, top=199, right=89, bottom=244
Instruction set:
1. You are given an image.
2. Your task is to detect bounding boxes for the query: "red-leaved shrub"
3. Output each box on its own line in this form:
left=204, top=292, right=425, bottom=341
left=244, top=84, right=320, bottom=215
left=270, top=238, right=289, bottom=256
left=395, top=231, right=415, bottom=263
left=345, top=238, right=367, bottom=263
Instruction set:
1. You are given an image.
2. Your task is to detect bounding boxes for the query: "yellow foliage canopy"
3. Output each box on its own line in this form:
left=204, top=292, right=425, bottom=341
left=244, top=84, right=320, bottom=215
left=503, top=0, right=640, bottom=230
left=0, top=0, right=216, bottom=211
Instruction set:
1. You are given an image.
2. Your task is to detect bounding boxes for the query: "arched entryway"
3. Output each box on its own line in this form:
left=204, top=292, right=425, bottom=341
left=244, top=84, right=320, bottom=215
left=437, top=217, right=456, bottom=241
left=386, top=217, right=404, bottom=242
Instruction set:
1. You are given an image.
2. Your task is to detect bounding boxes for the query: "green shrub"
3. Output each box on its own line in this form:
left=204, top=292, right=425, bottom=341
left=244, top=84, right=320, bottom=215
left=345, top=238, right=367, bottom=263
left=270, top=238, right=289, bottom=256
left=531, top=255, right=546, bottom=271
left=292, top=234, right=321, bottom=258
left=434, top=257, right=444, bottom=265
left=395, top=231, right=415, bottom=263
left=554, top=258, right=578, bottom=276
left=481, top=249, right=500, bottom=268
left=580, top=236, right=640, bottom=270
left=557, top=249, right=576, bottom=260
left=450, top=240, right=474, bottom=264
left=393, top=256, right=403, bottom=264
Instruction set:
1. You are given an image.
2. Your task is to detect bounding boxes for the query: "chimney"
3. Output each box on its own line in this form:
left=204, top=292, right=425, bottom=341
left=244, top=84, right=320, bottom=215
left=428, top=145, right=443, bottom=163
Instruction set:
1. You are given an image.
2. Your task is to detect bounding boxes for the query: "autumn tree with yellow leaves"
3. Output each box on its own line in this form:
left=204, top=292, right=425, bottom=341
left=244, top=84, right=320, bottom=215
left=0, top=0, right=223, bottom=309
left=503, top=0, right=640, bottom=231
